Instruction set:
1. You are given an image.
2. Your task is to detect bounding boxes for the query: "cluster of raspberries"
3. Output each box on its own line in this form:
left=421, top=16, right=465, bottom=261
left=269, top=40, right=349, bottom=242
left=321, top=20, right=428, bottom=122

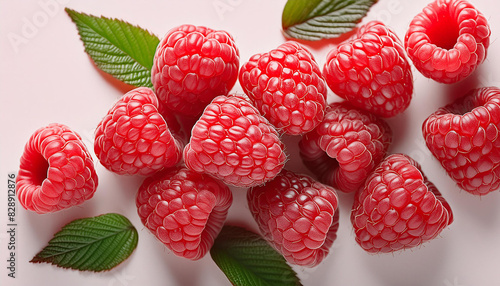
left=16, top=0, right=496, bottom=267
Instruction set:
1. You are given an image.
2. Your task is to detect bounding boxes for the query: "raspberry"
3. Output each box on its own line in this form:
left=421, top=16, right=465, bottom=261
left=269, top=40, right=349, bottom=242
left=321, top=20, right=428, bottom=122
left=94, top=87, right=183, bottom=176
left=351, top=154, right=453, bottom=253
left=136, top=167, right=232, bottom=260
left=299, top=102, right=392, bottom=193
left=247, top=169, right=339, bottom=267
left=323, top=21, right=413, bottom=118
left=151, top=24, right=240, bottom=117
left=16, top=123, right=98, bottom=213
left=405, top=0, right=490, bottom=84
left=183, top=95, right=287, bottom=187
left=239, top=41, right=327, bottom=135
left=423, top=87, right=500, bottom=195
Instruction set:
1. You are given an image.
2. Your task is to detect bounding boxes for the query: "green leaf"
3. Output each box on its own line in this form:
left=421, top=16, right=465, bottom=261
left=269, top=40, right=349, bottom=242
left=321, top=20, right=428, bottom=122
left=65, top=8, right=160, bottom=88
left=30, top=213, right=138, bottom=272
left=282, top=0, right=377, bottom=41
left=210, top=225, right=301, bottom=286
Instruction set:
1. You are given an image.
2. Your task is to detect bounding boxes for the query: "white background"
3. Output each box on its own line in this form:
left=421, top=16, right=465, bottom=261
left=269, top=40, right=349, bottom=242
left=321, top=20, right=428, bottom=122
left=1, top=0, right=500, bottom=285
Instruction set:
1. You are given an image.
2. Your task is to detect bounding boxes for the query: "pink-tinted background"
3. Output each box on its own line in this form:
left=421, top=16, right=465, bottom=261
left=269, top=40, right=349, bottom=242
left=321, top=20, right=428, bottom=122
left=1, top=0, right=499, bottom=285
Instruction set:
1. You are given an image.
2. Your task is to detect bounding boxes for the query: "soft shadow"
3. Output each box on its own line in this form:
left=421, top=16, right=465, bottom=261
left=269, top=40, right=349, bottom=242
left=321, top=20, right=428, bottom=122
left=282, top=134, right=313, bottom=177
left=281, top=27, right=359, bottom=52
left=161, top=251, right=203, bottom=286
left=450, top=187, right=500, bottom=228
left=443, top=66, right=482, bottom=104
left=385, top=110, right=412, bottom=155
left=24, top=200, right=99, bottom=254
left=92, top=60, right=136, bottom=94
left=337, top=191, right=355, bottom=215
left=364, top=239, right=450, bottom=286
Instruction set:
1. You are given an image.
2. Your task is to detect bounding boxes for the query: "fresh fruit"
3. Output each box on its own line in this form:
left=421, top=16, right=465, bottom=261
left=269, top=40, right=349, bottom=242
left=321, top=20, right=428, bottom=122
left=239, top=41, right=327, bottom=135
left=183, top=95, right=287, bottom=187
left=423, top=87, right=500, bottom=195
left=16, top=123, right=98, bottom=213
left=299, top=102, right=392, bottom=193
left=151, top=24, right=240, bottom=117
left=323, top=21, right=413, bottom=118
left=351, top=154, right=453, bottom=253
left=247, top=169, right=339, bottom=267
left=405, top=0, right=490, bottom=84
left=136, top=167, right=232, bottom=260
left=94, top=87, right=183, bottom=176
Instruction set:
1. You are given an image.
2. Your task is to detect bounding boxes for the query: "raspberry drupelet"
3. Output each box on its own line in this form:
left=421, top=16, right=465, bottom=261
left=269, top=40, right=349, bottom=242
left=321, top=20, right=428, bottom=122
left=351, top=154, right=453, bottom=253
left=323, top=21, right=413, bottom=118
left=299, top=102, right=392, bottom=193
left=423, top=87, right=500, bottom=195
left=239, top=41, right=328, bottom=135
left=151, top=24, right=240, bottom=117
left=247, top=169, right=339, bottom=267
left=16, top=123, right=98, bottom=213
left=94, top=87, right=183, bottom=176
left=405, top=0, right=490, bottom=83
left=183, top=94, right=287, bottom=187
left=136, top=167, right=232, bottom=260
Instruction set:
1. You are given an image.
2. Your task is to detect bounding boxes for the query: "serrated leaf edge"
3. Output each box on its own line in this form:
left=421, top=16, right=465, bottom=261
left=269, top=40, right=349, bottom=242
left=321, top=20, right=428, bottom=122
left=283, top=0, right=377, bottom=41
left=30, top=213, right=138, bottom=273
left=65, top=8, right=159, bottom=88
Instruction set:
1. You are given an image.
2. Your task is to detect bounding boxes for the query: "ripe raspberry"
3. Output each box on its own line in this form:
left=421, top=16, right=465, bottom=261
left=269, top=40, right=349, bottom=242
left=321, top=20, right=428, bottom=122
left=151, top=24, right=240, bottom=117
left=183, top=95, right=287, bottom=187
left=94, top=87, right=183, bottom=176
left=299, top=102, right=392, bottom=193
left=323, top=21, right=413, bottom=118
left=351, top=154, right=453, bottom=253
left=16, top=123, right=98, bottom=213
left=136, top=167, right=232, bottom=260
left=247, top=169, right=339, bottom=267
left=405, top=0, right=490, bottom=84
left=239, top=41, right=327, bottom=135
left=423, top=87, right=500, bottom=195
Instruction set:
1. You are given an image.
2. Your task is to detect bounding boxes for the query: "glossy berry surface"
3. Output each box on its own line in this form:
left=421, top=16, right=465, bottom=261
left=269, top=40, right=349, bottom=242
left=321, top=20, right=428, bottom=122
left=351, top=154, right=453, bottom=253
left=94, top=87, right=183, bottom=176
left=247, top=169, right=339, bottom=267
left=136, top=167, right=232, bottom=260
left=239, top=41, right=327, bottom=135
left=405, top=0, right=490, bottom=84
left=151, top=24, right=240, bottom=117
left=16, top=123, right=98, bottom=213
left=423, top=87, right=500, bottom=195
left=183, top=95, right=287, bottom=187
left=299, top=102, right=392, bottom=193
left=323, top=21, right=413, bottom=118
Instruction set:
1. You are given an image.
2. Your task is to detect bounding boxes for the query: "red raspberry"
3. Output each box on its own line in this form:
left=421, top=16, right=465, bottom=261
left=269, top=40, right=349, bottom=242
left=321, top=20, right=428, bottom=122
left=136, top=167, right=232, bottom=260
left=94, top=87, right=183, bottom=176
left=239, top=41, right=327, bottom=135
left=405, top=0, right=490, bottom=84
left=247, top=169, right=339, bottom=267
left=323, top=21, right=413, bottom=118
left=16, top=123, right=98, bottom=213
left=423, top=87, right=500, bottom=195
left=183, top=95, right=287, bottom=187
left=351, top=154, right=453, bottom=253
left=151, top=24, right=240, bottom=117
left=299, top=102, right=392, bottom=193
